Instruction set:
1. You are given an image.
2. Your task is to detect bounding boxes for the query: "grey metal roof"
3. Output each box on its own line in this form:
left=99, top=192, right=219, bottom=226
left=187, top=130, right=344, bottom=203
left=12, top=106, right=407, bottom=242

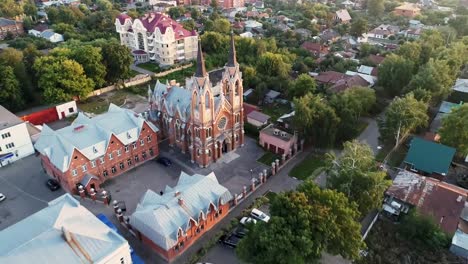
left=34, top=104, right=158, bottom=172
left=247, top=110, right=270, bottom=123
left=130, top=172, right=233, bottom=250
left=0, top=18, right=16, bottom=27
left=0, top=105, right=23, bottom=130
left=0, top=194, right=129, bottom=263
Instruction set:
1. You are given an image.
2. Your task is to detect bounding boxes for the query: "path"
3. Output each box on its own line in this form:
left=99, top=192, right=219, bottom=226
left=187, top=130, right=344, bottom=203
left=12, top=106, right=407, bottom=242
left=131, top=64, right=155, bottom=76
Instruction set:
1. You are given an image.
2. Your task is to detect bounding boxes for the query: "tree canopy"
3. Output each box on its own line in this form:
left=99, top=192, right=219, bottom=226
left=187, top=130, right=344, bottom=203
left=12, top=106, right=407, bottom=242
left=327, top=140, right=391, bottom=215
left=378, top=94, right=428, bottom=145
left=439, top=104, right=468, bottom=158
left=377, top=54, right=414, bottom=96
left=289, top=73, right=317, bottom=98
left=237, top=181, right=364, bottom=264
left=0, top=65, right=24, bottom=111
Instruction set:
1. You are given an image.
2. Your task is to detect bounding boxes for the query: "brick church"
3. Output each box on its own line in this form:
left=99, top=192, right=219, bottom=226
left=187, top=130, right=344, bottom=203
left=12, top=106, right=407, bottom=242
left=148, top=35, right=244, bottom=167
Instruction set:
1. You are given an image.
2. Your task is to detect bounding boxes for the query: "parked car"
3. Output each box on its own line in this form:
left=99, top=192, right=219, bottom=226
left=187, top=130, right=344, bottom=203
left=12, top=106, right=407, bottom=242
left=156, top=157, right=172, bottom=166
left=46, top=179, right=60, bottom=191
left=250, top=208, right=270, bottom=223
left=219, top=232, right=242, bottom=248
left=0, top=193, right=6, bottom=202
left=240, top=216, right=257, bottom=225
left=234, top=225, right=248, bottom=238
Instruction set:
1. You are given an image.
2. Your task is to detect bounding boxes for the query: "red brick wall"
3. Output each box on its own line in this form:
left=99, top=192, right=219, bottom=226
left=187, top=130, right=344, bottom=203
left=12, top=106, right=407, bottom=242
left=139, top=202, right=230, bottom=262
left=39, top=121, right=159, bottom=193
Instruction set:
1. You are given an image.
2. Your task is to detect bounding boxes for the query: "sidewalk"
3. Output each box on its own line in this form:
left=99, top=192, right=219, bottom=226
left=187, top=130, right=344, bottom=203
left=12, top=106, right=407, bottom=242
left=131, top=64, right=155, bottom=76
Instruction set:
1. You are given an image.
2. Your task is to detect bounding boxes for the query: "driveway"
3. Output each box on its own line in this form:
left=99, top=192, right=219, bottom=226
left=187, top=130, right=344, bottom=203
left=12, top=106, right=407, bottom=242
left=357, top=117, right=381, bottom=155
left=0, top=155, right=65, bottom=231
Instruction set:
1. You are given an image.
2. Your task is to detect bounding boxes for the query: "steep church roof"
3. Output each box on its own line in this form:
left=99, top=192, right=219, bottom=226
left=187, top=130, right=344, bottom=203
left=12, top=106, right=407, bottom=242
left=195, top=40, right=207, bottom=78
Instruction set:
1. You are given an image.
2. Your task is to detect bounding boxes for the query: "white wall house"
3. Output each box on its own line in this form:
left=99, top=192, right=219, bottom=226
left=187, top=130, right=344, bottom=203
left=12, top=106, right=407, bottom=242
left=28, top=29, right=64, bottom=43
left=0, top=105, right=35, bottom=166
left=0, top=194, right=132, bottom=264
left=55, top=101, right=78, bottom=119
left=115, top=12, right=198, bottom=65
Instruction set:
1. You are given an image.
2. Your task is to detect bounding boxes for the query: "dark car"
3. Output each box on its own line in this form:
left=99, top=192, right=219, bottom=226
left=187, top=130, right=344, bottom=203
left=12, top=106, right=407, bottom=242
left=156, top=157, right=172, bottom=166
left=46, top=179, right=60, bottom=191
left=219, top=232, right=242, bottom=248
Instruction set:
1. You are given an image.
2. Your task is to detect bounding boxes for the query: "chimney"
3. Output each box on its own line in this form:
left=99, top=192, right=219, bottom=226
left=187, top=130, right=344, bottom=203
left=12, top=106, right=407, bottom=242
left=178, top=198, right=184, bottom=206
left=174, top=191, right=181, bottom=197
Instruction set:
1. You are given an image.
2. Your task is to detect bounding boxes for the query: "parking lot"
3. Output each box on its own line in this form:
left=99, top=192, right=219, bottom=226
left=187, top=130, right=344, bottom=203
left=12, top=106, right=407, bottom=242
left=0, top=155, right=65, bottom=230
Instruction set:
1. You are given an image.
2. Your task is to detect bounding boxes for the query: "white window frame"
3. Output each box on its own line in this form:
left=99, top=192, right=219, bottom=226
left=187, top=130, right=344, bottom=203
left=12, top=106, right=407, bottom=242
left=82, top=164, right=87, bottom=172
left=140, top=139, right=144, bottom=146
left=72, top=169, right=77, bottom=176
left=125, top=145, right=129, bottom=152
left=108, top=153, right=113, bottom=160
left=91, top=160, right=96, bottom=168
left=117, top=149, right=122, bottom=157
left=100, top=157, right=105, bottom=164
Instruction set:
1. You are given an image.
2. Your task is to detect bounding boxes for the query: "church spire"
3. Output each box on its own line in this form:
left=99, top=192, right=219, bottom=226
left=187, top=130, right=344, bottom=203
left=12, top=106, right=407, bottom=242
left=227, top=32, right=237, bottom=67
left=195, top=40, right=207, bottom=77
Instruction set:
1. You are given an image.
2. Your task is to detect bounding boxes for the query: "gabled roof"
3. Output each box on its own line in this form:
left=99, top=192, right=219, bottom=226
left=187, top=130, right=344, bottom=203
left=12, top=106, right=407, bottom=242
left=0, top=194, right=129, bottom=263
left=404, top=137, right=456, bottom=175
left=367, top=54, right=385, bottom=65
left=335, top=9, right=351, bottom=22
left=247, top=110, right=270, bottom=123
left=314, top=71, right=346, bottom=84
left=130, top=172, right=233, bottom=250
left=453, top=79, right=468, bottom=93
left=386, top=170, right=467, bottom=234
left=34, top=104, right=158, bottom=172
left=329, top=74, right=370, bottom=93
left=0, top=104, right=23, bottom=130
left=439, top=101, right=461, bottom=114
left=0, top=18, right=17, bottom=27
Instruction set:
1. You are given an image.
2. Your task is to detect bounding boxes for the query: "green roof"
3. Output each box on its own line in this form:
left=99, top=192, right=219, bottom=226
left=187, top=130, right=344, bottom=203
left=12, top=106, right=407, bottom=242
left=404, top=137, right=456, bottom=175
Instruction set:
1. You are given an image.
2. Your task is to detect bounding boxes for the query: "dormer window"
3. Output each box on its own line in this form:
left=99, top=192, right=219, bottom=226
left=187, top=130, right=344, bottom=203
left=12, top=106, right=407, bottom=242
left=93, top=146, right=98, bottom=153
left=127, top=132, right=132, bottom=139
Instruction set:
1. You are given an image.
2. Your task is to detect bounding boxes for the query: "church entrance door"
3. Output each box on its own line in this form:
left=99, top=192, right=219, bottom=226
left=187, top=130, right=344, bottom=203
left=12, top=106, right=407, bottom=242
left=222, top=140, right=228, bottom=153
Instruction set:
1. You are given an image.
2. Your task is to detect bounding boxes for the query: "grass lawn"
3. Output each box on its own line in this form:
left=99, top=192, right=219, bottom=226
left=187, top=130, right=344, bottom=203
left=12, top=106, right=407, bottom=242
left=136, top=62, right=161, bottom=72
left=261, top=103, right=291, bottom=121
left=375, top=144, right=408, bottom=168
left=289, top=154, right=326, bottom=180
left=257, top=152, right=281, bottom=166
left=78, top=90, right=129, bottom=114
left=264, top=190, right=277, bottom=203
left=129, top=69, right=141, bottom=77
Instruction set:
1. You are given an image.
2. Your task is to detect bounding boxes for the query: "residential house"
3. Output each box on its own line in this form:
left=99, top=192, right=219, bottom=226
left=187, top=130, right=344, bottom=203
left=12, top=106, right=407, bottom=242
left=329, top=74, right=371, bottom=93
left=341, top=0, right=355, bottom=8
left=314, top=71, right=347, bottom=86
left=29, top=29, right=64, bottom=43
left=294, top=28, right=312, bottom=39
left=34, top=104, right=159, bottom=193
left=383, top=169, right=467, bottom=234
left=453, top=78, right=468, bottom=94
left=0, top=105, right=35, bottom=167
left=115, top=12, right=198, bottom=65
left=0, top=18, right=23, bottom=40
left=129, top=172, right=233, bottom=262
left=247, top=110, right=270, bottom=128
left=320, top=29, right=340, bottom=44
left=394, top=2, right=421, bottom=18
left=334, top=9, right=351, bottom=24
left=265, top=90, right=281, bottom=104
left=367, top=54, right=385, bottom=66
left=450, top=208, right=468, bottom=258
left=367, top=24, right=400, bottom=44
left=430, top=101, right=462, bottom=133
left=259, top=124, right=298, bottom=156
left=244, top=20, right=263, bottom=31
left=0, top=194, right=132, bottom=263
left=243, top=103, right=260, bottom=121
left=199, top=0, right=245, bottom=9
left=240, top=31, right=253, bottom=38
left=403, top=137, right=456, bottom=178
left=404, top=27, right=422, bottom=39
left=301, top=42, right=329, bottom=58
left=345, top=70, right=377, bottom=86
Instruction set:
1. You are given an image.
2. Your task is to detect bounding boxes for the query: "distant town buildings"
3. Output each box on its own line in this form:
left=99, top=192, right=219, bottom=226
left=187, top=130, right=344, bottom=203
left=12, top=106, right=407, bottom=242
left=130, top=171, right=233, bottom=261
left=148, top=35, right=244, bottom=168
left=115, top=12, right=198, bottom=65
left=34, top=104, right=159, bottom=193
left=0, top=105, right=35, bottom=167
left=28, top=29, right=64, bottom=43
left=334, top=9, right=352, bottom=24
left=198, top=0, right=245, bottom=8
left=0, top=193, right=132, bottom=263
left=0, top=18, right=24, bottom=40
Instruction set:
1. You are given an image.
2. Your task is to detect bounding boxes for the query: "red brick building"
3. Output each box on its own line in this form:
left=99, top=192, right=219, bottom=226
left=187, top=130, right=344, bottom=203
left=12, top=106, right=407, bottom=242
left=35, top=104, right=159, bottom=193
left=130, top=172, right=233, bottom=262
left=0, top=18, right=24, bottom=40
left=148, top=35, right=244, bottom=168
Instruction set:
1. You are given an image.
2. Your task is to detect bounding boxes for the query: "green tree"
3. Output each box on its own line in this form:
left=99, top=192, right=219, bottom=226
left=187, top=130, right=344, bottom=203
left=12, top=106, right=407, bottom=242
left=397, top=41, right=421, bottom=70
left=257, top=52, right=291, bottom=79
left=212, top=18, right=231, bottom=34
left=34, top=56, right=94, bottom=103
left=327, top=140, right=391, bottom=215
left=294, top=93, right=340, bottom=147
left=378, top=94, right=428, bottom=145
left=0, top=0, right=23, bottom=18
left=350, top=18, right=368, bottom=38
left=0, top=65, right=24, bottom=111
left=331, top=87, right=376, bottom=141
left=190, top=8, right=201, bottom=20
left=237, top=181, right=364, bottom=264
left=96, top=41, right=133, bottom=83
left=210, top=0, right=219, bottom=10
left=69, top=45, right=107, bottom=88
left=289, top=73, right=316, bottom=98
left=367, top=0, right=384, bottom=18
left=96, top=0, right=113, bottom=11
left=168, top=6, right=185, bottom=19
left=182, top=19, right=196, bottom=31
left=404, top=59, right=454, bottom=102
left=0, top=48, right=34, bottom=103
left=377, top=54, right=414, bottom=96
left=449, top=15, right=468, bottom=37
left=399, top=210, right=451, bottom=250
left=23, top=0, right=38, bottom=18
left=439, top=104, right=468, bottom=159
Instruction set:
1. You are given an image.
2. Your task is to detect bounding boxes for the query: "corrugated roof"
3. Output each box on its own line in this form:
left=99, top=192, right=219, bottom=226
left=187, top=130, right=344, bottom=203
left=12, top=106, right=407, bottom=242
left=386, top=170, right=468, bottom=234
left=439, top=101, right=460, bottom=114
left=0, top=194, right=129, bottom=263
left=34, top=104, right=158, bottom=172
left=404, top=137, right=456, bottom=175
left=130, top=172, right=233, bottom=250
left=247, top=110, right=270, bottom=123
left=453, top=79, right=468, bottom=93
left=335, top=9, right=351, bottom=21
